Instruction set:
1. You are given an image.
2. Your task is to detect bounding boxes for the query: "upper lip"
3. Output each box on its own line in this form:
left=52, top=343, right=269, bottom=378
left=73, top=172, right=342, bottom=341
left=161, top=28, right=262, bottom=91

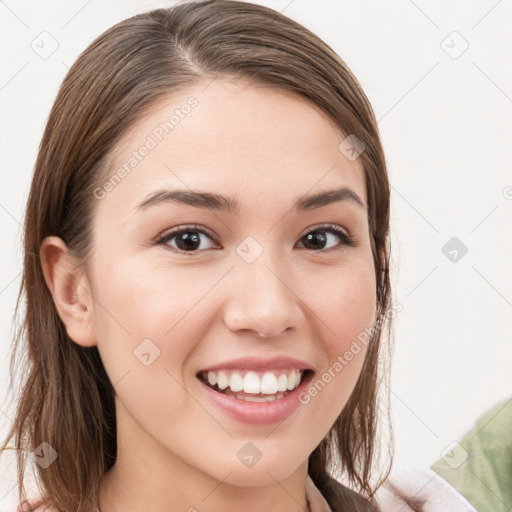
left=198, top=356, right=313, bottom=374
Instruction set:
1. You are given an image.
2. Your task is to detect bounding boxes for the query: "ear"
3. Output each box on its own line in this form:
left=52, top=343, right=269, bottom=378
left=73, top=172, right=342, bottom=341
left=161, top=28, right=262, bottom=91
left=39, top=236, right=97, bottom=347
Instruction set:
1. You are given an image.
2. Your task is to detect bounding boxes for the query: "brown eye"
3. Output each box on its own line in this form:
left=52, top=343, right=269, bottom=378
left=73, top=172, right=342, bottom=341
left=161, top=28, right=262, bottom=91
left=297, top=225, right=356, bottom=251
left=155, top=226, right=218, bottom=254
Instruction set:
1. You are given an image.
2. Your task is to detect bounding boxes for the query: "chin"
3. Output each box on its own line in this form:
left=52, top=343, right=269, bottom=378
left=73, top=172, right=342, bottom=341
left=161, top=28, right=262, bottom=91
left=216, top=458, right=304, bottom=488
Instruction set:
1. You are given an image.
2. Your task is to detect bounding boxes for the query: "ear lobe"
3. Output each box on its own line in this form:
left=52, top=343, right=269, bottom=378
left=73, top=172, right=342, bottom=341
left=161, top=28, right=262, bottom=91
left=39, top=236, right=97, bottom=347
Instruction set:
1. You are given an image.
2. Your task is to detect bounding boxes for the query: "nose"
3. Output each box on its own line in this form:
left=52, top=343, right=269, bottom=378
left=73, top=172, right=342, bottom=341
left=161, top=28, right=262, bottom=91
left=222, top=249, right=304, bottom=339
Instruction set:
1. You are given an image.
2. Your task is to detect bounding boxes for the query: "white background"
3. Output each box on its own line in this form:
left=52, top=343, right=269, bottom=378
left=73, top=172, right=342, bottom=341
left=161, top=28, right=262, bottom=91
left=1, top=0, right=511, bottom=499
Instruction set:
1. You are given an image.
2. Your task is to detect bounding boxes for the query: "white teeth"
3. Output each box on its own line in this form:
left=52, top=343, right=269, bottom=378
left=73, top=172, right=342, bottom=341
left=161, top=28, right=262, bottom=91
left=286, top=371, right=297, bottom=390
left=243, top=395, right=276, bottom=402
left=229, top=372, right=244, bottom=392
left=207, top=371, right=217, bottom=386
left=260, top=373, right=278, bottom=394
left=202, top=369, right=304, bottom=395
left=243, top=371, right=261, bottom=394
left=277, top=373, right=288, bottom=392
left=217, top=371, right=229, bottom=390
left=235, top=392, right=286, bottom=402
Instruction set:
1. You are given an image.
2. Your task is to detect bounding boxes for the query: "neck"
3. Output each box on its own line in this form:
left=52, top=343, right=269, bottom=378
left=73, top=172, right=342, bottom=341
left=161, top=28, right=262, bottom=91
left=98, top=465, right=311, bottom=512
left=97, top=402, right=311, bottom=512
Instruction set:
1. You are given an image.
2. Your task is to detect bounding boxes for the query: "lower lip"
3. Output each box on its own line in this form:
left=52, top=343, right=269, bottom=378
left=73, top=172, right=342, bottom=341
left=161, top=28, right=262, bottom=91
left=197, top=371, right=314, bottom=425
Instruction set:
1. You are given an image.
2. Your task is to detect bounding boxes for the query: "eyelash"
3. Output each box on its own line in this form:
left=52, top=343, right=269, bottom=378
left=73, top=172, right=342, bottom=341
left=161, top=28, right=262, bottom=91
left=153, top=223, right=357, bottom=255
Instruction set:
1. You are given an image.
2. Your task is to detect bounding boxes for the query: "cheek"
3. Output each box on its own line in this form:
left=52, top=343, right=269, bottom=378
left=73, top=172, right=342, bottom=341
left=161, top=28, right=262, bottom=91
left=89, top=252, right=219, bottom=385
left=90, top=263, right=199, bottom=426
left=313, top=259, right=377, bottom=354
left=297, top=260, right=376, bottom=424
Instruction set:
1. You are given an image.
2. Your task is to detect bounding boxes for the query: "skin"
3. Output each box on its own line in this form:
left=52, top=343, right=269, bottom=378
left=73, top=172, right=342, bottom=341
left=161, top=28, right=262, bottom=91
left=40, top=78, right=377, bottom=512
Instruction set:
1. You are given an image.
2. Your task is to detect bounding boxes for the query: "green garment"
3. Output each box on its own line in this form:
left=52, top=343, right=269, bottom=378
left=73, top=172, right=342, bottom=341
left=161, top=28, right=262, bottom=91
left=431, top=398, right=512, bottom=512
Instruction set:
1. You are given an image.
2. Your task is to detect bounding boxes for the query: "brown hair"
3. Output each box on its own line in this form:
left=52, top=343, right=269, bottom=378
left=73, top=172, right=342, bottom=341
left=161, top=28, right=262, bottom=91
left=2, top=1, right=396, bottom=511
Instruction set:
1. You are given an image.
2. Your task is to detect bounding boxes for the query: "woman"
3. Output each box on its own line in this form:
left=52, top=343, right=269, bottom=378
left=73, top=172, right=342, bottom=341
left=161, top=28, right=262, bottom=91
left=0, top=1, right=473, bottom=511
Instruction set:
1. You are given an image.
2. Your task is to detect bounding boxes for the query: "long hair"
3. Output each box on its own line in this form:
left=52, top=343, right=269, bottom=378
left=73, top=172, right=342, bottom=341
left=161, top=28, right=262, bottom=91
left=1, top=2, right=395, bottom=510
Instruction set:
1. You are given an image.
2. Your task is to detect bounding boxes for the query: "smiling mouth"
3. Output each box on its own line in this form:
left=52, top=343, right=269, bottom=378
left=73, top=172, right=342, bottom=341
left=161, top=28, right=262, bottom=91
left=197, top=369, right=313, bottom=402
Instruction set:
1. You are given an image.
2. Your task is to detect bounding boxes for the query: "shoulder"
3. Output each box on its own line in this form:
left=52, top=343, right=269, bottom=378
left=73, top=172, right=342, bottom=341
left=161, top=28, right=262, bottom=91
left=462, top=397, right=512, bottom=461
left=0, top=448, right=23, bottom=512
left=311, top=475, right=380, bottom=511
left=374, top=467, right=477, bottom=512
left=0, top=449, right=55, bottom=512
left=445, top=397, right=512, bottom=461
left=431, top=398, right=512, bottom=511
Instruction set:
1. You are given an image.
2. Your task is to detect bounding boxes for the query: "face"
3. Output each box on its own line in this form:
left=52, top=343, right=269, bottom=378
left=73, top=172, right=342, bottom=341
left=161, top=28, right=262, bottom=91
left=84, top=78, right=376, bottom=492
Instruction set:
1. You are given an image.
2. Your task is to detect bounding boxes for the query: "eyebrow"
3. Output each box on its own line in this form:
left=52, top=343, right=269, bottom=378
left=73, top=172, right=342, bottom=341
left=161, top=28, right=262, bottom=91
left=135, top=186, right=366, bottom=215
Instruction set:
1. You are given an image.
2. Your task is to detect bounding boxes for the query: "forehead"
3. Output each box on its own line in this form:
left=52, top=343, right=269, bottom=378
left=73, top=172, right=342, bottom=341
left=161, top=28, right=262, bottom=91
left=96, top=78, right=366, bottom=217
